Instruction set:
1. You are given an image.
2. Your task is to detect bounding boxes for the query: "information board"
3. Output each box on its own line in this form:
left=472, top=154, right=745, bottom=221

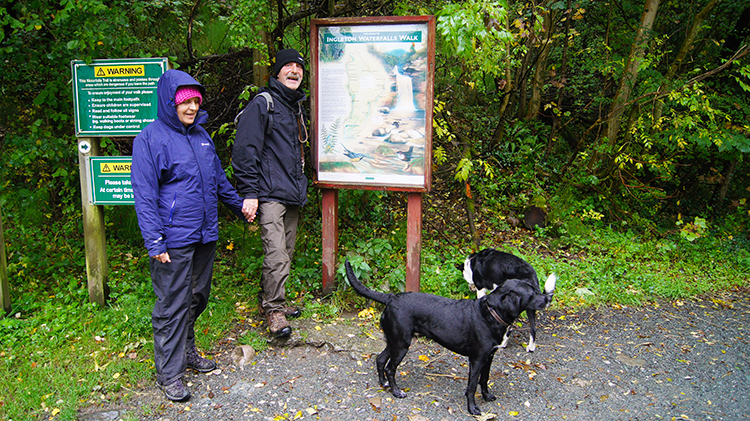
left=310, top=17, right=435, bottom=192
left=72, top=58, right=168, bottom=137
left=87, top=156, right=134, bottom=205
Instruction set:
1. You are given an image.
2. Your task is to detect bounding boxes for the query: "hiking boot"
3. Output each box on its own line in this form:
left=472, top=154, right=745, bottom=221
left=157, top=378, right=190, bottom=402
left=186, top=346, right=217, bottom=373
left=259, top=304, right=301, bottom=319
left=268, top=310, right=292, bottom=338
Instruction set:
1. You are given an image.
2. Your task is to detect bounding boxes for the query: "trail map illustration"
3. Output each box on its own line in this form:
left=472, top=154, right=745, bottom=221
left=316, top=23, right=430, bottom=188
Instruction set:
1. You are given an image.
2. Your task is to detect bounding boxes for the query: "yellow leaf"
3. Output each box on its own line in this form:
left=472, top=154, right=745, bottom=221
left=226, top=242, right=235, bottom=251
left=509, top=411, right=519, bottom=416
left=418, top=355, right=429, bottom=362
left=51, top=408, right=61, bottom=416
left=35, top=25, right=42, bottom=30
left=315, top=325, right=322, bottom=331
left=358, top=307, right=376, bottom=319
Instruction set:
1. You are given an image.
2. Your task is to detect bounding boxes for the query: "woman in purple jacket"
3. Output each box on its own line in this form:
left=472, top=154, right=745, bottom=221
left=132, top=69, right=249, bottom=402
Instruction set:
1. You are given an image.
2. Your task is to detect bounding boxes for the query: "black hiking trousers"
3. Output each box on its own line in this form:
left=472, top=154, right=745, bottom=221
left=150, top=241, right=216, bottom=386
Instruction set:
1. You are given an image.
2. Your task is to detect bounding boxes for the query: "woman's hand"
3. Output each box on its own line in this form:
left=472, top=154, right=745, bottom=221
left=152, top=252, right=171, bottom=263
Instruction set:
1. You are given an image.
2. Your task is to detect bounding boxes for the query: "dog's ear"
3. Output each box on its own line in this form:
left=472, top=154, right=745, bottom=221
left=500, top=290, right=522, bottom=311
left=527, top=293, right=553, bottom=310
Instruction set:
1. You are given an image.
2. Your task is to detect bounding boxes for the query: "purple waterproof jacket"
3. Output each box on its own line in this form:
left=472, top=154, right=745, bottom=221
left=132, top=69, right=243, bottom=257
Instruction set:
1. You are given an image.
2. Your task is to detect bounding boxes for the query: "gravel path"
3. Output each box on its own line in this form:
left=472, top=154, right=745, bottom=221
left=79, top=291, right=750, bottom=421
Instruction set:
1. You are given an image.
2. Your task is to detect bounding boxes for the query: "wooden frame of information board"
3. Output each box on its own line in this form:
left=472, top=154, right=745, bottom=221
left=311, top=16, right=435, bottom=192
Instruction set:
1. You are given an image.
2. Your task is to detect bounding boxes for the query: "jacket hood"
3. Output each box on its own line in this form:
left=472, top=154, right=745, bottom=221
left=157, top=69, right=207, bottom=132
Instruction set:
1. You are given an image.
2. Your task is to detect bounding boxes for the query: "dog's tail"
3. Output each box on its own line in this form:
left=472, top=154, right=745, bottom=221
left=544, top=273, right=557, bottom=295
left=345, top=259, right=392, bottom=304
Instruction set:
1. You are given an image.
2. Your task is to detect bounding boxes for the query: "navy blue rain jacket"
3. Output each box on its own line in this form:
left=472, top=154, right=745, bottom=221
left=132, top=69, right=244, bottom=257
left=232, top=77, right=308, bottom=206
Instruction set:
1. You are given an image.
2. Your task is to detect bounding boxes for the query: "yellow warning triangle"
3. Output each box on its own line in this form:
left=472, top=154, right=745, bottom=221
left=102, top=164, right=111, bottom=172
left=96, top=68, right=106, bottom=77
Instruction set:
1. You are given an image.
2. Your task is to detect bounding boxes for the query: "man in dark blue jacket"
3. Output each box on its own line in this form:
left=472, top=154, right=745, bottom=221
left=233, top=49, right=308, bottom=337
left=132, top=69, right=249, bottom=401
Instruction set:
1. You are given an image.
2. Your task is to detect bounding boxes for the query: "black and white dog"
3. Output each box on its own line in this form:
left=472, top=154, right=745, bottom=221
left=459, top=248, right=556, bottom=352
left=346, top=259, right=556, bottom=415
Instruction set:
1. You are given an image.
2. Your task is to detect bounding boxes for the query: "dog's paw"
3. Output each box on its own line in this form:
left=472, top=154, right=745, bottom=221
left=473, top=411, right=497, bottom=421
left=391, top=388, right=407, bottom=399
left=482, top=392, right=496, bottom=402
left=468, top=405, right=482, bottom=416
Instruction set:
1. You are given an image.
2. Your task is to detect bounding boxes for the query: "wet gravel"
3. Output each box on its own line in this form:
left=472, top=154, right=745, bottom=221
left=79, top=290, right=750, bottom=421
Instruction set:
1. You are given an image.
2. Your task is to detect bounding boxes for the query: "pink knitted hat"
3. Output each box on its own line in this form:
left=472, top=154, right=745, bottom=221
left=174, top=86, right=203, bottom=105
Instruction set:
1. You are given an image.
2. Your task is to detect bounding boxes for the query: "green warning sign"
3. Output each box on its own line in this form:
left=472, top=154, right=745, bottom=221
left=72, top=58, right=168, bottom=137
left=87, top=156, right=134, bottom=205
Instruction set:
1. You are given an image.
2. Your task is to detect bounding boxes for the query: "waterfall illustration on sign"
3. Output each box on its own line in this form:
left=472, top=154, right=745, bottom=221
left=392, top=65, right=417, bottom=113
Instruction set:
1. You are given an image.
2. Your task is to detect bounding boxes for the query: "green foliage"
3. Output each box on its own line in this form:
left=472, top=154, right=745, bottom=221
left=1, top=134, right=80, bottom=226
left=0, top=218, right=260, bottom=420
left=2, top=0, right=750, bottom=416
left=239, top=329, right=269, bottom=353
left=339, top=189, right=398, bottom=228
left=2, top=179, right=750, bottom=420
left=436, top=0, right=516, bottom=84
left=301, top=297, right=341, bottom=321
left=676, top=215, right=708, bottom=242
left=224, top=0, right=273, bottom=52
left=734, top=63, right=750, bottom=93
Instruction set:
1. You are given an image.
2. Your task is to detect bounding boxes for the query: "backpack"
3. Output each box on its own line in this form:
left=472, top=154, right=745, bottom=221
left=234, top=91, right=274, bottom=135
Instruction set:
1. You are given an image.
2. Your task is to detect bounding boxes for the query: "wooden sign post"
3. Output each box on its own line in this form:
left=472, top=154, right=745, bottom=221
left=0, top=206, right=10, bottom=316
left=77, top=138, right=110, bottom=306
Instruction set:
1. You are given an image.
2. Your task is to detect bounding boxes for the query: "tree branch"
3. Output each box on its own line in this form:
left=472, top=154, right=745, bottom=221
left=187, top=0, right=202, bottom=60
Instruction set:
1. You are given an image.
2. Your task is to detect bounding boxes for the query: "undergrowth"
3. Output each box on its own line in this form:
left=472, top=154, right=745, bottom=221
left=1, top=201, right=749, bottom=420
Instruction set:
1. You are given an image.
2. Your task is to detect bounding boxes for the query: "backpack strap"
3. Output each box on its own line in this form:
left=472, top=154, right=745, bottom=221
left=233, top=91, right=274, bottom=136
left=256, top=92, right=274, bottom=136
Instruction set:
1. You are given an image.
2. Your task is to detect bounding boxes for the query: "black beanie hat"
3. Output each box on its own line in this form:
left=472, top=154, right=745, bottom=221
left=273, top=48, right=305, bottom=77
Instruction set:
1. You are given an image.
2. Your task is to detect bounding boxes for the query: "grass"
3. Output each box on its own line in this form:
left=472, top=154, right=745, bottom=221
left=1, top=212, right=749, bottom=420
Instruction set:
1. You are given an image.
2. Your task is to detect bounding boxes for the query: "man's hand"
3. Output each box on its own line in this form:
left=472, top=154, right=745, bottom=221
left=242, top=198, right=259, bottom=223
left=152, top=252, right=171, bottom=263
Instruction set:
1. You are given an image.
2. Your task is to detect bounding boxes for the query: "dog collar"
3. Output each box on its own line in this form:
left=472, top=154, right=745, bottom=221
left=484, top=300, right=511, bottom=327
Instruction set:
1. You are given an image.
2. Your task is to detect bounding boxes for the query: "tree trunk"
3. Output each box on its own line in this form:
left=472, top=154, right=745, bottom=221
left=493, top=15, right=514, bottom=142
left=548, top=0, right=572, bottom=151
left=605, top=0, right=660, bottom=146
left=525, top=8, right=555, bottom=121
left=0, top=205, right=10, bottom=315
left=186, top=0, right=202, bottom=60
left=719, top=158, right=737, bottom=201
left=253, top=29, right=272, bottom=87
left=464, top=180, right=481, bottom=250
left=515, top=34, right=533, bottom=119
